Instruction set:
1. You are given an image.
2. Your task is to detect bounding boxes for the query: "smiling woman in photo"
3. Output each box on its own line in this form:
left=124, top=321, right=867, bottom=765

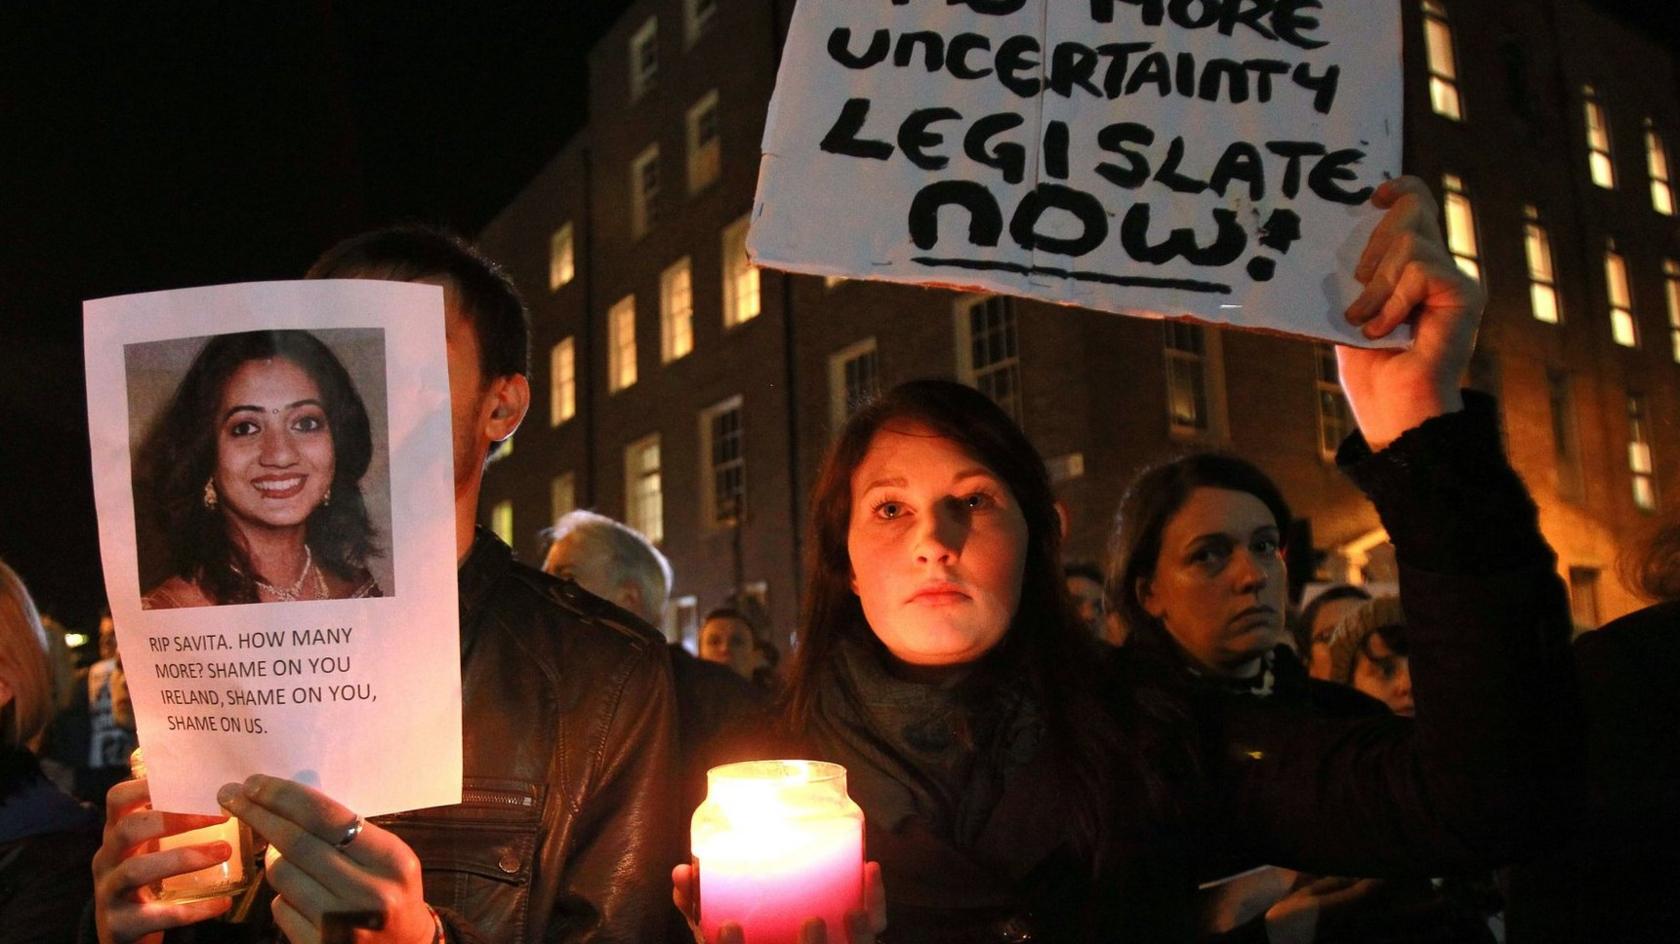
left=137, top=330, right=382, bottom=608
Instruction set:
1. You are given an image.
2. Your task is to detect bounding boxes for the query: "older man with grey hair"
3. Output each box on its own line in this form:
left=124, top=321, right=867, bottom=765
left=542, top=510, right=768, bottom=814
left=543, top=509, right=674, bottom=625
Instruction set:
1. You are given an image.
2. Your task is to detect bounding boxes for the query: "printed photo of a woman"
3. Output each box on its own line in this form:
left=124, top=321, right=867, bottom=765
left=135, top=329, right=385, bottom=608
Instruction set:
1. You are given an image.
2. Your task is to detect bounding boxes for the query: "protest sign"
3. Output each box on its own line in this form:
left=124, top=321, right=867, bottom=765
left=751, top=0, right=1403, bottom=344
left=84, top=280, right=461, bottom=815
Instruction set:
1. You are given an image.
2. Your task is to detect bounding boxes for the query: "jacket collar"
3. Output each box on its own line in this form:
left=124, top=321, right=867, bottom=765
left=457, top=527, right=513, bottom=654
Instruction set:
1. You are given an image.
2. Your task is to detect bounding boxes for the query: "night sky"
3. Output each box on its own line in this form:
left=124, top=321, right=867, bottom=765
left=1, top=2, right=1672, bottom=627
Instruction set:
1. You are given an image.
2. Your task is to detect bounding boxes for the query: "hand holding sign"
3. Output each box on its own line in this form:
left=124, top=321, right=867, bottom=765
left=1337, top=176, right=1485, bottom=448
left=216, top=775, right=436, bottom=944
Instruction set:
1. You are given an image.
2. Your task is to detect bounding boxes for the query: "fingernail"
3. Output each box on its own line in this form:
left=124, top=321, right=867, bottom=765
left=216, top=783, right=240, bottom=806
left=242, top=776, right=262, bottom=798
left=210, top=840, right=232, bottom=859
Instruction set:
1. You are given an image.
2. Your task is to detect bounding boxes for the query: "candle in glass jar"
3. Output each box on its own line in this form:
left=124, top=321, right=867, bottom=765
left=691, top=760, right=864, bottom=944
left=129, top=748, right=255, bottom=903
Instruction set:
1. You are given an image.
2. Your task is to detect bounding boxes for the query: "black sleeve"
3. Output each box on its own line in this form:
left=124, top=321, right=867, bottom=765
left=1209, top=395, right=1578, bottom=877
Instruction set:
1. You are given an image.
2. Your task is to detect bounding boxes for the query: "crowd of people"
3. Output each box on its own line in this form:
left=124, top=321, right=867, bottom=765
left=1, top=175, right=1674, bottom=944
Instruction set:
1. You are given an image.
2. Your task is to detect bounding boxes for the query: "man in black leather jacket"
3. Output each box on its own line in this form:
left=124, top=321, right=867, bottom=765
left=92, top=227, right=681, bottom=944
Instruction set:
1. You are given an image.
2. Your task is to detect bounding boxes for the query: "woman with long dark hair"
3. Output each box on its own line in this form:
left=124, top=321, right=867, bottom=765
left=137, top=329, right=382, bottom=607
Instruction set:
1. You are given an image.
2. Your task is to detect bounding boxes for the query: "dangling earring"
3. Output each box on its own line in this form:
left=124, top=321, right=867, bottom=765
left=321, top=486, right=332, bottom=508
left=203, top=476, right=218, bottom=510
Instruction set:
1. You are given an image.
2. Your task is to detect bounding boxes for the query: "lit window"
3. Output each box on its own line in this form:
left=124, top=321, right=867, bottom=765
left=629, top=17, right=658, bottom=101
left=1421, top=1, right=1463, bottom=121
left=631, top=145, right=660, bottom=239
left=1314, top=344, right=1354, bottom=458
left=1523, top=205, right=1561, bottom=324
left=824, top=275, right=846, bottom=289
left=827, top=338, right=880, bottom=430
left=687, top=90, right=721, bottom=194
left=1628, top=394, right=1657, bottom=512
left=1665, top=258, right=1680, bottom=363
left=721, top=215, right=760, bottom=326
left=683, top=0, right=716, bottom=47
left=1605, top=242, right=1637, bottom=348
left=1647, top=120, right=1675, bottom=215
left=609, top=295, right=638, bottom=392
left=1164, top=321, right=1210, bottom=434
left=549, top=337, right=576, bottom=425
left=550, top=472, right=576, bottom=522
left=1548, top=371, right=1583, bottom=500
left=956, top=296, right=1023, bottom=423
left=1584, top=85, right=1615, bottom=189
left=491, top=500, right=514, bottom=547
left=661, top=258, right=694, bottom=363
left=1441, top=173, right=1481, bottom=281
left=549, top=222, right=575, bottom=290
left=625, top=434, right=663, bottom=544
left=701, top=396, right=745, bottom=526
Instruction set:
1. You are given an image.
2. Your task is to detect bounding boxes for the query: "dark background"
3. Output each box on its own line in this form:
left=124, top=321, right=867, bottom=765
left=2, top=2, right=1673, bottom=626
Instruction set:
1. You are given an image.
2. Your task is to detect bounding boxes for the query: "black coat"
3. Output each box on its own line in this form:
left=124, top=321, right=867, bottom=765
left=806, top=398, right=1577, bottom=943
left=1503, top=599, right=1680, bottom=943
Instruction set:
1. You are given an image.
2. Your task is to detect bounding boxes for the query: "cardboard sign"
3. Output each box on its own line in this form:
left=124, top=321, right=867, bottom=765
left=751, top=0, right=1402, bottom=343
left=84, top=280, right=461, bottom=815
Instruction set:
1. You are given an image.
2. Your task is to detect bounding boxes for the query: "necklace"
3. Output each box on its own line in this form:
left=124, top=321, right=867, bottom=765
left=253, top=545, right=328, bottom=602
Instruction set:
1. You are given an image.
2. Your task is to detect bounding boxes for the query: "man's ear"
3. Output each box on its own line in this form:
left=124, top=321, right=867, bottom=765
left=618, top=582, right=645, bottom=620
left=485, top=374, right=531, bottom=443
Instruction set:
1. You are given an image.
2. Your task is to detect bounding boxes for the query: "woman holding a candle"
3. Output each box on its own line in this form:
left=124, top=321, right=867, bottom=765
left=682, top=177, right=1573, bottom=943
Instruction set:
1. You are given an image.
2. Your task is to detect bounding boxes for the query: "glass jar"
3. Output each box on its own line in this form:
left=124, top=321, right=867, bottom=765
left=691, top=760, right=865, bottom=944
left=128, top=748, right=257, bottom=903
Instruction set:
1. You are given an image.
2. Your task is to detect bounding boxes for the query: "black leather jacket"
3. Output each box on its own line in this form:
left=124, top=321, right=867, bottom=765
left=375, top=530, right=681, bottom=944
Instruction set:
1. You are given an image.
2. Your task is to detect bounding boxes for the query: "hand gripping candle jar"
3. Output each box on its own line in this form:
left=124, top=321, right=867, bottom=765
left=129, top=748, right=257, bottom=903
left=691, top=760, right=865, bottom=944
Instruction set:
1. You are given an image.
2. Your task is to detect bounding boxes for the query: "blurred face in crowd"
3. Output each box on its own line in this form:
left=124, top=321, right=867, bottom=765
left=98, top=615, right=118, bottom=661
left=1352, top=630, right=1414, bottom=716
left=213, top=357, right=335, bottom=536
left=1067, top=574, right=1105, bottom=639
left=1140, top=487, right=1287, bottom=677
left=1308, top=595, right=1367, bottom=680
left=699, top=615, right=760, bottom=679
left=847, top=424, right=1028, bottom=667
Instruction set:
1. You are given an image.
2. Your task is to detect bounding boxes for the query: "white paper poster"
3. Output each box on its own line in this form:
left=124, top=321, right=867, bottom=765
left=751, top=0, right=1403, bottom=343
left=84, top=280, right=462, bottom=816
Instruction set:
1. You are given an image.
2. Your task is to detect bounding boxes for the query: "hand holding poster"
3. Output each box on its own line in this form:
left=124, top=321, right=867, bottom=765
left=84, top=280, right=461, bottom=815
left=751, top=0, right=1403, bottom=344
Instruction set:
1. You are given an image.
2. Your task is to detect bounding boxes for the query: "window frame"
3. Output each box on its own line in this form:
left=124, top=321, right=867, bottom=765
left=548, top=222, right=575, bottom=291
left=1605, top=242, right=1638, bottom=348
left=608, top=294, right=639, bottom=392
left=683, top=0, right=716, bottom=48
left=1584, top=85, right=1616, bottom=189
left=1313, top=343, right=1354, bottom=460
left=1523, top=205, right=1562, bottom=324
left=1646, top=119, right=1675, bottom=216
left=630, top=144, right=660, bottom=240
left=686, top=90, right=721, bottom=195
left=699, top=395, right=746, bottom=530
left=660, top=257, right=695, bottom=363
left=624, top=433, right=664, bottom=545
left=549, top=336, right=576, bottom=426
left=1421, top=1, right=1464, bottom=121
left=721, top=215, right=760, bottom=327
left=827, top=337, right=880, bottom=431
left=629, top=17, right=659, bottom=102
left=1441, top=172, right=1481, bottom=282
left=953, top=294, right=1024, bottom=426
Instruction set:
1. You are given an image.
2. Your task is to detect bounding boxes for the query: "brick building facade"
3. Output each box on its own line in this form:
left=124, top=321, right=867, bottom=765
left=477, top=0, right=1680, bottom=648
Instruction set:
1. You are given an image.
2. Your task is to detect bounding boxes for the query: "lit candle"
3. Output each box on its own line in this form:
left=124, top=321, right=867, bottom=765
left=692, top=760, right=865, bottom=944
left=130, top=748, right=255, bottom=902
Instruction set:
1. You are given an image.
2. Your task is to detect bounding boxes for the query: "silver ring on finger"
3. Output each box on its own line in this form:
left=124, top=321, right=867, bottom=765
left=333, top=815, right=363, bottom=852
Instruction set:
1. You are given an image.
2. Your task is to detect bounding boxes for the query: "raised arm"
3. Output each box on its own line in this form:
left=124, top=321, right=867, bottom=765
left=1210, top=176, right=1577, bottom=876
